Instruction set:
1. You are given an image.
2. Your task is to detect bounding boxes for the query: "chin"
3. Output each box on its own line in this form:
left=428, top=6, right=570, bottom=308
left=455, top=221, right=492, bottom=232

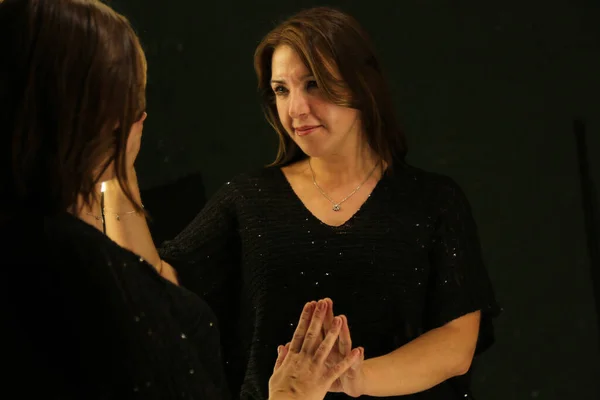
left=290, top=134, right=332, bottom=159
left=295, top=145, right=328, bottom=159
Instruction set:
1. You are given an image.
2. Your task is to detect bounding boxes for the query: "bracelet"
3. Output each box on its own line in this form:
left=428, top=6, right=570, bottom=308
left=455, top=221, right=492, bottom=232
left=103, top=204, right=145, bottom=221
left=85, top=212, right=104, bottom=223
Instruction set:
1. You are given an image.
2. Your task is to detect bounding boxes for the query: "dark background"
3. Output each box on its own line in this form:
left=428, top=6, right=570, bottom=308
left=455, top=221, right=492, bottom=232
left=110, top=1, right=600, bottom=398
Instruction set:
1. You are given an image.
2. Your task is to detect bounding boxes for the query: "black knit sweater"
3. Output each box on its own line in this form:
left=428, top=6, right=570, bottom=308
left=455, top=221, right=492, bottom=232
left=160, top=163, right=501, bottom=400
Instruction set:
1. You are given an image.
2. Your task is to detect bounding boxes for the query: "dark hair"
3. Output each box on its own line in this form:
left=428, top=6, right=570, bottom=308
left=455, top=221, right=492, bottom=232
left=0, top=0, right=147, bottom=215
left=254, top=6, right=407, bottom=168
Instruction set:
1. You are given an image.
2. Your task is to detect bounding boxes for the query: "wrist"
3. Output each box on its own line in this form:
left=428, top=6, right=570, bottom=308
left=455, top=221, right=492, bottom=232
left=268, top=391, right=294, bottom=400
left=360, top=358, right=376, bottom=397
left=104, top=168, right=138, bottom=190
left=103, top=169, right=141, bottom=207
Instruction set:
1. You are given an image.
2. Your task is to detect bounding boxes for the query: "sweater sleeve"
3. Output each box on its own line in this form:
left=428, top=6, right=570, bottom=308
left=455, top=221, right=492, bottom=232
left=158, top=178, right=245, bottom=395
left=425, top=176, right=501, bottom=355
left=158, top=179, right=241, bottom=302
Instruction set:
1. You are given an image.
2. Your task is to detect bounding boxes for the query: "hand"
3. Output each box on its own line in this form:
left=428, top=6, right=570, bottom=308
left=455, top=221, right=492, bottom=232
left=321, top=299, right=366, bottom=398
left=159, top=259, right=179, bottom=286
left=268, top=300, right=361, bottom=400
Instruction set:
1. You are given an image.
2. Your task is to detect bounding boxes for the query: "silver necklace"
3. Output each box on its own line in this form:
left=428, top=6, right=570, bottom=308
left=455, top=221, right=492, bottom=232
left=308, top=158, right=380, bottom=212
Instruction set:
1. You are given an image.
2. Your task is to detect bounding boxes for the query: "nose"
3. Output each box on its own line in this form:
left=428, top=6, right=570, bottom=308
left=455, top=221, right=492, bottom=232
left=288, top=89, right=310, bottom=119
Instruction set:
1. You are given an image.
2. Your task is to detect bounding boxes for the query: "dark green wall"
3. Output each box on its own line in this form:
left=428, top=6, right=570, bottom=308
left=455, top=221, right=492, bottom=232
left=110, top=1, right=600, bottom=398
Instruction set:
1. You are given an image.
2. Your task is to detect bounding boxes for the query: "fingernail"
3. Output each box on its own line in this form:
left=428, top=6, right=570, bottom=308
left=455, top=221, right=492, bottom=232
left=333, top=317, right=340, bottom=327
left=277, top=346, right=282, bottom=354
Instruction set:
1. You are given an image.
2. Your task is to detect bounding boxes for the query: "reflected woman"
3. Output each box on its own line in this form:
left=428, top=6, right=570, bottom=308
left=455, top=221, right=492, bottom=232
left=103, top=6, right=501, bottom=400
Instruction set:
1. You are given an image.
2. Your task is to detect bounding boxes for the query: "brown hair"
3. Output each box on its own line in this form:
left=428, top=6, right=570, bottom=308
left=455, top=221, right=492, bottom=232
left=0, top=0, right=146, bottom=215
left=254, top=6, right=407, bottom=168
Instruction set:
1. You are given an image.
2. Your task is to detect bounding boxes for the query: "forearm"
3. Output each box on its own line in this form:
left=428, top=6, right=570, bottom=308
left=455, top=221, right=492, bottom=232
left=361, top=321, right=477, bottom=397
left=268, top=393, right=294, bottom=400
left=102, top=170, right=165, bottom=274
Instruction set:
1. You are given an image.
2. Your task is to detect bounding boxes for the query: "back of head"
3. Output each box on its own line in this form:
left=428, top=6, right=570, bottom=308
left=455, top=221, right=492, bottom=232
left=0, top=0, right=146, bottom=216
left=254, top=6, right=407, bottom=167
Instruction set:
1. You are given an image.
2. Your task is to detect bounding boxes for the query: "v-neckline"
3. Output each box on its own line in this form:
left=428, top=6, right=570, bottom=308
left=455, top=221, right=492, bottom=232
left=275, top=167, right=386, bottom=229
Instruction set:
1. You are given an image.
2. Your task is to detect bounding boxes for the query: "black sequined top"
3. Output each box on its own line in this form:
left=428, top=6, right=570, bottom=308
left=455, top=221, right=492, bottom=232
left=159, top=164, right=501, bottom=400
left=4, top=213, right=229, bottom=400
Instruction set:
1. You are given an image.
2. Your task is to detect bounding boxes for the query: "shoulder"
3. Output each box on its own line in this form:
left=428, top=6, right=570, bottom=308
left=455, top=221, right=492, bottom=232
left=3, top=214, right=130, bottom=315
left=387, top=163, right=471, bottom=208
left=198, top=166, right=285, bottom=217
left=231, top=165, right=283, bottom=183
left=215, top=166, right=285, bottom=195
left=43, top=214, right=135, bottom=278
left=45, top=213, right=108, bottom=258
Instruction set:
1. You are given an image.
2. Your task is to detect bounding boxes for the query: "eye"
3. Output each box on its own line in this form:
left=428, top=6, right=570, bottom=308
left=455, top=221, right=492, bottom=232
left=306, top=80, right=318, bottom=90
left=273, top=85, right=288, bottom=95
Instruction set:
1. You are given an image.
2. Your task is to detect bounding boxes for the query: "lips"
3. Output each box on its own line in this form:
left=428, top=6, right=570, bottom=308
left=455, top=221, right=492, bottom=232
left=294, top=125, right=321, bottom=136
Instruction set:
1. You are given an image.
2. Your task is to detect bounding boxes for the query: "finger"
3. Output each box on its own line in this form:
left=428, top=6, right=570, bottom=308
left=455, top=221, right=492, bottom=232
left=290, top=302, right=316, bottom=353
left=313, top=316, right=342, bottom=364
left=323, top=348, right=361, bottom=386
left=351, top=347, right=365, bottom=371
left=345, top=347, right=364, bottom=379
left=321, top=298, right=334, bottom=339
left=272, top=344, right=289, bottom=373
left=338, top=315, right=352, bottom=356
left=300, top=299, right=327, bottom=354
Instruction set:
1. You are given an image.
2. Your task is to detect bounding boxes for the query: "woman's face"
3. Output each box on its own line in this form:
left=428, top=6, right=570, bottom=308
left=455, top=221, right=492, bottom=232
left=270, top=45, right=362, bottom=159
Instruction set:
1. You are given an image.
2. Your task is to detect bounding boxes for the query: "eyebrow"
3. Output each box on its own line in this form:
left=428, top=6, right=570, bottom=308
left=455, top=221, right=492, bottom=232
left=270, top=74, right=314, bottom=85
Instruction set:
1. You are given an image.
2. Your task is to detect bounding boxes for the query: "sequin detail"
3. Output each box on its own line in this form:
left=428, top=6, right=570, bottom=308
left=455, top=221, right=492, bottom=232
left=157, top=165, right=501, bottom=399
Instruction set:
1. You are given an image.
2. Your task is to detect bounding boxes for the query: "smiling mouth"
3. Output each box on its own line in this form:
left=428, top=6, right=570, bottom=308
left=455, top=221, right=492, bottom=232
left=294, top=125, right=321, bottom=136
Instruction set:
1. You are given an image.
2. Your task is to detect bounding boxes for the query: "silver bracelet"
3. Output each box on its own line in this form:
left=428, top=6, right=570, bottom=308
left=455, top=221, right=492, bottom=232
left=103, top=204, right=144, bottom=221
left=85, top=212, right=104, bottom=223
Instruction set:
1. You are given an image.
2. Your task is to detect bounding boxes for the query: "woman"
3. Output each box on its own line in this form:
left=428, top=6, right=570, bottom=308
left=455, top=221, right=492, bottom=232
left=1, top=1, right=359, bottom=399
left=104, top=6, right=501, bottom=400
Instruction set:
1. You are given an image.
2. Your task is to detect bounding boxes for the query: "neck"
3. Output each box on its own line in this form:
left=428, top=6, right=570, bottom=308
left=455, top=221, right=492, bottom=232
left=69, top=192, right=104, bottom=232
left=308, top=147, right=382, bottom=187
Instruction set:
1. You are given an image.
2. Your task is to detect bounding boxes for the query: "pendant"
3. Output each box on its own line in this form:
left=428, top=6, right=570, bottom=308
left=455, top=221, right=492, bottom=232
left=332, top=204, right=341, bottom=212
